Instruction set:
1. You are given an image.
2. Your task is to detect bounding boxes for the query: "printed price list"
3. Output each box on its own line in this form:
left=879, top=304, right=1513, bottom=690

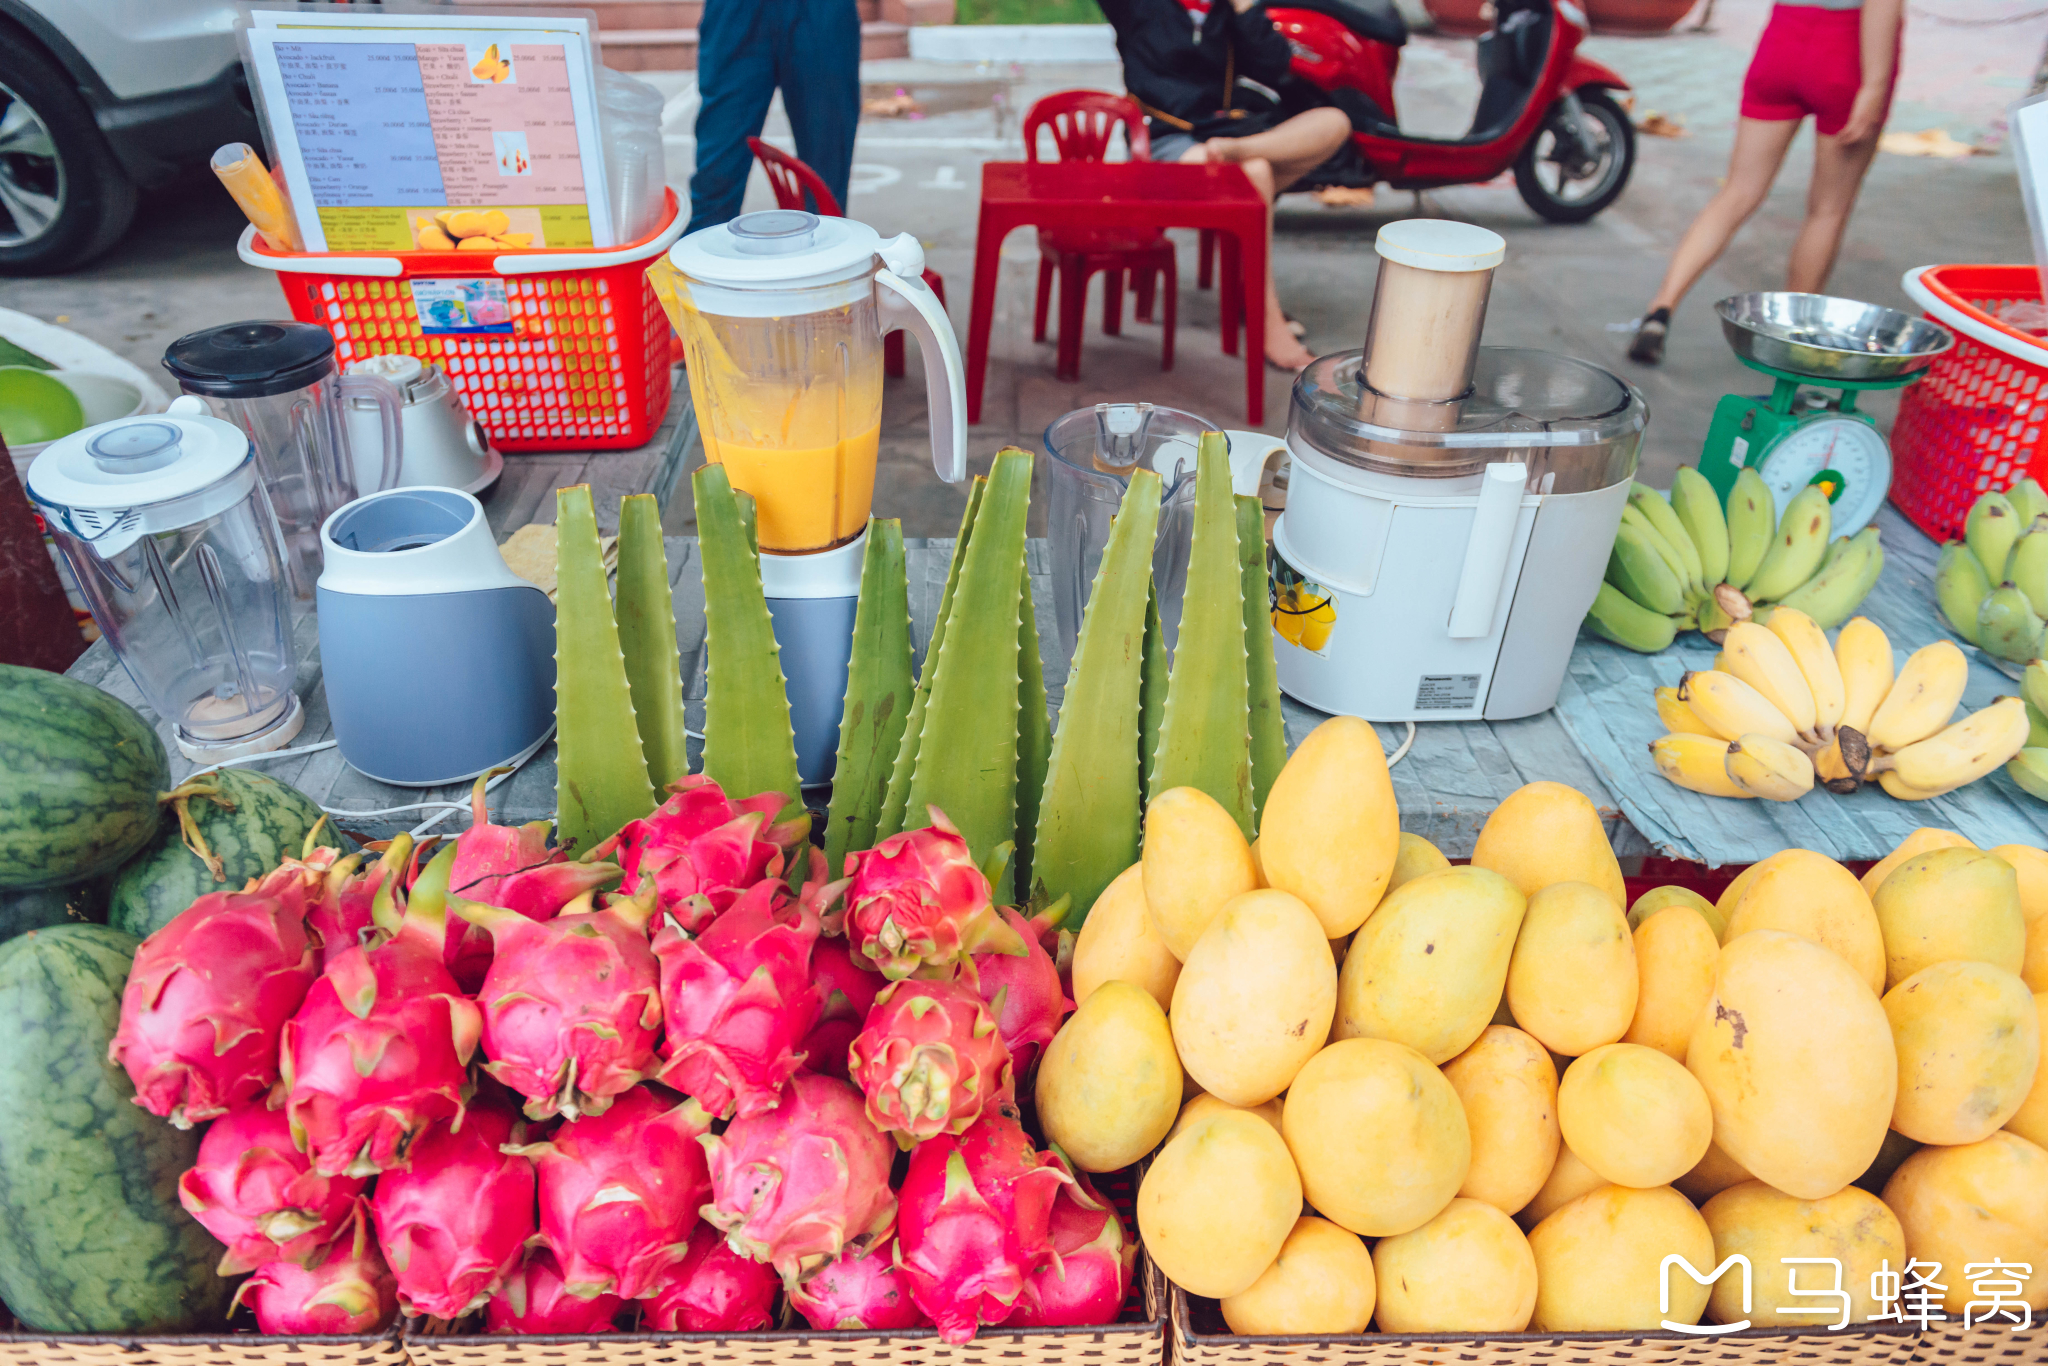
left=274, top=42, right=445, bottom=206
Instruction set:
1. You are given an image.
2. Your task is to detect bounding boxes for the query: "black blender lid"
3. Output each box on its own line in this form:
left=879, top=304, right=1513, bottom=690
left=164, top=321, right=336, bottom=398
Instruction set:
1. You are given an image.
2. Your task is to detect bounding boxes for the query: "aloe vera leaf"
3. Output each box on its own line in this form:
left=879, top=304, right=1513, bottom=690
left=824, top=519, right=915, bottom=876
left=694, top=464, right=803, bottom=820
left=1238, top=493, right=1286, bottom=827
left=553, top=485, right=655, bottom=855
left=615, top=493, right=690, bottom=790
left=1032, top=470, right=1162, bottom=923
left=877, top=477, right=986, bottom=843
left=1148, top=433, right=1254, bottom=837
left=1140, top=580, right=1168, bottom=795
left=1012, top=565, right=1052, bottom=905
left=735, top=488, right=758, bottom=555
left=905, top=449, right=1032, bottom=866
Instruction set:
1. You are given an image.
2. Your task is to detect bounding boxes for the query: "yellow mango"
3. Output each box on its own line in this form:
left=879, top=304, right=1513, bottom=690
left=1387, top=831, right=1451, bottom=896
left=415, top=224, right=458, bottom=250
left=445, top=209, right=491, bottom=238
left=1072, top=863, right=1180, bottom=1011
left=1855, top=1127, right=1921, bottom=1196
left=1219, top=1217, right=1375, bottom=1335
left=456, top=236, right=496, bottom=251
left=1700, top=1182, right=1905, bottom=1327
left=1169, top=1091, right=1283, bottom=1142
left=1143, top=787, right=1258, bottom=960
left=1861, top=827, right=1974, bottom=897
left=1371, top=1198, right=1537, bottom=1333
left=1139, top=1110, right=1303, bottom=1298
left=1517, top=1140, right=1605, bottom=1229
left=1883, top=1132, right=2048, bottom=1316
left=1172, top=890, right=1334, bottom=1105
left=1992, top=844, right=2048, bottom=992
left=1504, top=881, right=1637, bottom=1057
left=1873, top=847, right=2026, bottom=988
left=1036, top=981, right=1181, bottom=1172
left=1624, top=904, right=1719, bottom=1061
left=480, top=209, right=511, bottom=236
left=1674, top=1138, right=1753, bottom=1205
left=1528, top=1185, right=1714, bottom=1330
left=1247, top=837, right=1265, bottom=887
left=1282, top=1038, right=1469, bottom=1237
left=1471, top=781, right=1626, bottom=908
left=1558, top=1042, right=1712, bottom=1189
left=1687, top=930, right=1896, bottom=1199
left=1712, top=862, right=1764, bottom=940
left=495, top=232, right=534, bottom=248
left=1721, top=849, right=1885, bottom=994
left=1441, top=1025, right=1559, bottom=1217
left=2005, top=993, right=2048, bottom=1148
left=1257, top=717, right=1399, bottom=937
left=1334, top=866, right=1525, bottom=1064
left=1884, top=960, right=2040, bottom=1145
left=1627, top=884, right=1725, bottom=941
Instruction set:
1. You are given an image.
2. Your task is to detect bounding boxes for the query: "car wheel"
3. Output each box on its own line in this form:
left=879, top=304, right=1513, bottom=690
left=0, top=38, right=137, bottom=275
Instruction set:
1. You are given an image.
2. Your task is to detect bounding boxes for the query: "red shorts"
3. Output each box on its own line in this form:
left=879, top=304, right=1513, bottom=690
left=1740, top=4, right=1893, bottom=136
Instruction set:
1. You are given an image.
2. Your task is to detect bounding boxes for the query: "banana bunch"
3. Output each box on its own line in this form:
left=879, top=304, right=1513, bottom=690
left=1650, top=610, right=2030, bottom=802
left=2003, top=659, right=2048, bottom=799
left=1933, top=476, right=2048, bottom=665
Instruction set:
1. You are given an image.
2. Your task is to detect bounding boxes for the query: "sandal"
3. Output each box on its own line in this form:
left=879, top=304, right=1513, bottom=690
left=1629, top=308, right=1671, bottom=366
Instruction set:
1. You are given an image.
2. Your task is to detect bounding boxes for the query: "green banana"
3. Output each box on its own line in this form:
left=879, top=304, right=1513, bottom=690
left=1935, top=541, right=1994, bottom=646
left=2026, top=659, right=2048, bottom=717
left=2007, top=746, right=2048, bottom=800
left=1743, top=484, right=1832, bottom=604
left=824, top=520, right=914, bottom=877
left=1620, top=503, right=1692, bottom=595
left=1724, top=468, right=1776, bottom=591
left=1771, top=526, right=1882, bottom=629
left=2010, top=519, right=2048, bottom=617
left=2011, top=477, right=2048, bottom=525
left=554, top=484, right=656, bottom=855
left=1584, top=580, right=1678, bottom=652
left=1630, top=483, right=1704, bottom=597
left=1670, top=467, right=1730, bottom=589
left=1968, top=492, right=2023, bottom=583
left=1977, top=583, right=2047, bottom=664
left=2027, top=698, right=2048, bottom=750
left=1608, top=521, right=1686, bottom=616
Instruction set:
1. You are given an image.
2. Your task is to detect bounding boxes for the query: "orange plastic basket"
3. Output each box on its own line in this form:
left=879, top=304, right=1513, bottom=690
left=238, top=192, right=687, bottom=454
left=1893, top=264, right=2048, bottom=542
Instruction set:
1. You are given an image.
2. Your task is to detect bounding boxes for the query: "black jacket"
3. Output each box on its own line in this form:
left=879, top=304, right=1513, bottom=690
left=1095, top=0, right=1296, bottom=134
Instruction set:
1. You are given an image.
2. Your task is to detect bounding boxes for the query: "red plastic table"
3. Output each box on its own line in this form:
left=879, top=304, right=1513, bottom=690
left=969, top=161, right=1271, bottom=426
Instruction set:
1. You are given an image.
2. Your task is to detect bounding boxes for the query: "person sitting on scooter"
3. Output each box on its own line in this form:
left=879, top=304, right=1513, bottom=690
left=1097, top=0, right=1353, bottom=371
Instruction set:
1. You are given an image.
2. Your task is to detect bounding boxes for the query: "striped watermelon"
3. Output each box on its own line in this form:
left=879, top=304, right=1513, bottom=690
left=0, top=666, right=168, bottom=890
left=0, top=878, right=108, bottom=943
left=111, top=769, right=328, bottom=940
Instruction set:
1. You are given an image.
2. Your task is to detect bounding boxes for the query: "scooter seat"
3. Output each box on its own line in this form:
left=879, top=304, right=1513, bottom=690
left=1279, top=0, right=1408, bottom=48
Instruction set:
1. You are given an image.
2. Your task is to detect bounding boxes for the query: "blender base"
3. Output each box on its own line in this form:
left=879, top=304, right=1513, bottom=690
left=175, top=693, right=306, bottom=763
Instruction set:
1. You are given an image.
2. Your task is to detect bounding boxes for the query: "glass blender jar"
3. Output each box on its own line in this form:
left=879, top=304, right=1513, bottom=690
left=27, top=401, right=305, bottom=761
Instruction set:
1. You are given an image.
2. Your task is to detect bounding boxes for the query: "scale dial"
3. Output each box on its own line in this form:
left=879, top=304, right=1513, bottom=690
left=1752, top=416, right=1892, bottom=536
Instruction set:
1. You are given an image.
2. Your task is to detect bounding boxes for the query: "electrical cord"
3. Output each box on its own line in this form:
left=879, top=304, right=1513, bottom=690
left=1387, top=720, right=1418, bottom=768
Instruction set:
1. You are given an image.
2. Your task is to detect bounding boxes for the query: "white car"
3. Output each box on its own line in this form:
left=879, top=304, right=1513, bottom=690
left=0, top=0, right=257, bottom=273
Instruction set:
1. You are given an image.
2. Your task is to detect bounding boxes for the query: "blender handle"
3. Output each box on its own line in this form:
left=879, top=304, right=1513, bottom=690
left=337, top=371, right=405, bottom=493
left=1447, top=462, right=1527, bottom=639
left=876, top=262, right=966, bottom=485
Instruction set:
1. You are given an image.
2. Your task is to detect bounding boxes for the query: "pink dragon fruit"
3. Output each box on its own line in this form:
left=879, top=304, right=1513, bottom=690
left=653, top=878, right=821, bottom=1120
left=893, top=1106, right=1069, bottom=1343
left=700, top=1072, right=898, bottom=1286
left=798, top=936, right=884, bottom=1080
left=177, top=1104, right=368, bottom=1274
left=790, top=1247, right=926, bottom=1331
left=299, top=839, right=404, bottom=964
left=454, top=890, right=661, bottom=1120
left=109, top=861, right=319, bottom=1127
left=281, top=842, right=483, bottom=1176
left=486, top=1249, right=622, bottom=1334
left=842, top=809, right=1027, bottom=980
left=848, top=975, right=1012, bottom=1143
left=602, top=776, right=807, bottom=933
left=971, top=908, right=1072, bottom=1076
left=641, top=1224, right=780, bottom=1333
left=231, top=1205, right=399, bottom=1335
left=370, top=1097, right=536, bottom=1319
left=1008, top=1157, right=1135, bottom=1328
left=520, top=1084, right=711, bottom=1301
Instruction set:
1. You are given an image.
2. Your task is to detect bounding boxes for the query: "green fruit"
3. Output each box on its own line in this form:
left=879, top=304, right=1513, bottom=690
left=1630, top=483, right=1704, bottom=596
left=0, top=878, right=108, bottom=943
left=0, top=666, right=169, bottom=891
left=1585, top=581, right=1678, bottom=653
left=2010, top=477, right=2048, bottom=525
left=1608, top=523, right=1686, bottom=617
left=108, top=769, right=326, bottom=941
left=1977, top=584, right=2046, bottom=664
left=1620, top=503, right=1691, bottom=592
left=1935, top=541, right=1994, bottom=646
left=1772, top=526, right=1882, bottom=628
left=2008, top=747, right=2048, bottom=801
left=2010, top=521, right=2048, bottom=617
left=1724, top=468, right=1777, bottom=590
left=2025, top=659, right=2048, bottom=717
left=1670, top=467, right=1731, bottom=590
left=2026, top=699, right=2048, bottom=750
left=1744, top=485, right=1833, bottom=604
left=0, top=925, right=230, bottom=1331
left=1966, top=492, right=2022, bottom=583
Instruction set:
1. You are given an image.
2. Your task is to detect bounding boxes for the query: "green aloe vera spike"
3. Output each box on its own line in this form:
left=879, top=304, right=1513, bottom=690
left=877, top=477, right=986, bottom=843
left=735, top=488, right=758, bottom=555
left=1012, top=567, right=1051, bottom=905
left=1238, top=493, right=1286, bottom=827
left=694, top=464, right=803, bottom=820
left=615, top=493, right=690, bottom=790
left=553, top=485, right=655, bottom=854
left=824, top=519, right=914, bottom=876
left=1148, top=433, right=1254, bottom=837
left=905, top=450, right=1033, bottom=867
left=1140, top=580, right=1168, bottom=795
left=1032, top=470, right=1162, bottom=923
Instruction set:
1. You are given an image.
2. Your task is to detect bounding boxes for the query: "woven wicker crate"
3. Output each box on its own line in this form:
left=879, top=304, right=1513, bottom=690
left=0, top=1329, right=405, bottom=1366
left=1911, top=1321, right=2048, bottom=1366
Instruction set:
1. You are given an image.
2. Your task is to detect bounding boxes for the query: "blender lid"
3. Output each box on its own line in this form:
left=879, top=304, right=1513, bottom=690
left=668, top=210, right=887, bottom=290
left=163, top=321, right=336, bottom=398
left=1374, top=219, right=1505, bottom=272
left=26, top=411, right=252, bottom=513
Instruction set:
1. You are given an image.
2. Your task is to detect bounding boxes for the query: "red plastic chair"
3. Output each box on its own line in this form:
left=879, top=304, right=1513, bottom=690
left=1023, top=92, right=1177, bottom=379
left=746, top=137, right=947, bottom=380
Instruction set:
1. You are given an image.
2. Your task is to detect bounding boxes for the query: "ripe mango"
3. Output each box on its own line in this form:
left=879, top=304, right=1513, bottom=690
left=1072, top=862, right=1180, bottom=1011
left=1334, top=866, right=1525, bottom=1064
left=481, top=209, right=511, bottom=236
left=1386, top=831, right=1450, bottom=896
left=1137, top=1109, right=1303, bottom=1298
left=2005, top=992, right=2048, bottom=1148
left=1517, top=1140, right=1605, bottom=1229
left=1471, top=781, right=1626, bottom=908
left=1505, top=881, right=1637, bottom=1057
left=1884, top=960, right=2040, bottom=1145
left=1883, top=1132, right=2048, bottom=1316
left=456, top=236, right=496, bottom=251
left=1872, top=847, right=2026, bottom=988
left=1171, top=890, right=1334, bottom=1106
left=1992, top=843, right=2048, bottom=991
left=1686, top=930, right=1896, bottom=1199
left=1036, top=981, right=1181, bottom=1172
left=1142, top=787, right=1258, bottom=960
left=445, top=209, right=491, bottom=239
left=1861, top=826, right=1974, bottom=897
left=1441, top=1025, right=1559, bottom=1217
left=1627, top=884, right=1724, bottom=940
left=1700, top=1182, right=1905, bottom=1327
left=1674, top=1138, right=1753, bottom=1205
left=1219, top=1216, right=1375, bottom=1335
left=1721, top=849, right=1885, bottom=994
left=415, top=224, right=458, bottom=250
left=1170, top=1091, right=1283, bottom=1142
left=1623, top=905, right=1719, bottom=1061
left=1854, top=1127, right=1922, bottom=1196
left=1559, top=1042, right=1712, bottom=1188
left=1528, top=1185, right=1714, bottom=1330
left=1257, top=717, right=1399, bottom=938
left=1371, top=1198, right=1537, bottom=1333
left=1282, top=1038, right=1469, bottom=1237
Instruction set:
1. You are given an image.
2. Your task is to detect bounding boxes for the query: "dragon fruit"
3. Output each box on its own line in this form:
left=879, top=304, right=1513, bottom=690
left=520, top=1084, right=711, bottom=1301
left=653, top=878, right=821, bottom=1120
left=798, top=936, right=884, bottom=1080
left=486, top=1249, right=622, bottom=1334
left=790, top=1247, right=926, bottom=1331
left=178, top=1104, right=368, bottom=1274
left=281, top=840, right=483, bottom=1176
left=700, top=1072, right=898, bottom=1285
left=602, top=776, right=806, bottom=933
left=454, top=890, right=661, bottom=1120
left=893, top=1106, right=1069, bottom=1343
left=1009, top=1157, right=1135, bottom=1328
left=842, top=810, right=1026, bottom=979
left=231, top=1204, right=399, bottom=1335
left=971, top=908, right=1072, bottom=1076
left=641, top=1224, right=780, bottom=1333
left=109, top=860, right=319, bottom=1127
left=848, top=975, right=1012, bottom=1143
left=370, top=1097, right=536, bottom=1319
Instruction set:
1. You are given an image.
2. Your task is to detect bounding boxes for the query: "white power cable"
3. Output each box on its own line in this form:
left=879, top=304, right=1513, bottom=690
left=1387, top=720, right=1418, bottom=768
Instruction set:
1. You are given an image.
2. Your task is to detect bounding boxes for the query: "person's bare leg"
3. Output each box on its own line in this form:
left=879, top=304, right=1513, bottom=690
left=1231, top=156, right=1317, bottom=370
left=1786, top=127, right=1880, bottom=292
left=1646, top=117, right=1801, bottom=312
left=1204, top=108, right=1353, bottom=191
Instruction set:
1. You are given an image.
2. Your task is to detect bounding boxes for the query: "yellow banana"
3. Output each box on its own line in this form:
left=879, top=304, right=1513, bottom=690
left=1834, top=616, right=1894, bottom=735
left=1865, top=640, right=1969, bottom=754
left=1883, top=696, right=2032, bottom=795
left=1813, top=737, right=1858, bottom=791
left=1724, top=733, right=1817, bottom=801
left=1878, top=770, right=1945, bottom=802
left=1650, top=733, right=1752, bottom=799
left=1763, top=607, right=1844, bottom=739
left=1677, top=670, right=1802, bottom=747
left=1656, top=686, right=1717, bottom=737
left=1721, top=621, right=1819, bottom=742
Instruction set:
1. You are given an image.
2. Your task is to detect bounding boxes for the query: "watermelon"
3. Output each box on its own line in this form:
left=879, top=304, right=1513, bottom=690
left=0, top=924, right=231, bottom=1331
left=110, top=770, right=328, bottom=940
left=0, top=666, right=169, bottom=890
left=0, top=878, right=109, bottom=942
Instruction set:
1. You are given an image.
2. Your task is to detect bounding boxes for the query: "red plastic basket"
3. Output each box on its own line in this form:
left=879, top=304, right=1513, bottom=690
left=238, top=191, right=687, bottom=454
left=1892, top=264, right=2048, bottom=541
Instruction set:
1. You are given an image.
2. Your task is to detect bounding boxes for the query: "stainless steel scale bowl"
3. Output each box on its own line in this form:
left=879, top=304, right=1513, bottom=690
left=1716, top=292, right=1955, bottom=381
